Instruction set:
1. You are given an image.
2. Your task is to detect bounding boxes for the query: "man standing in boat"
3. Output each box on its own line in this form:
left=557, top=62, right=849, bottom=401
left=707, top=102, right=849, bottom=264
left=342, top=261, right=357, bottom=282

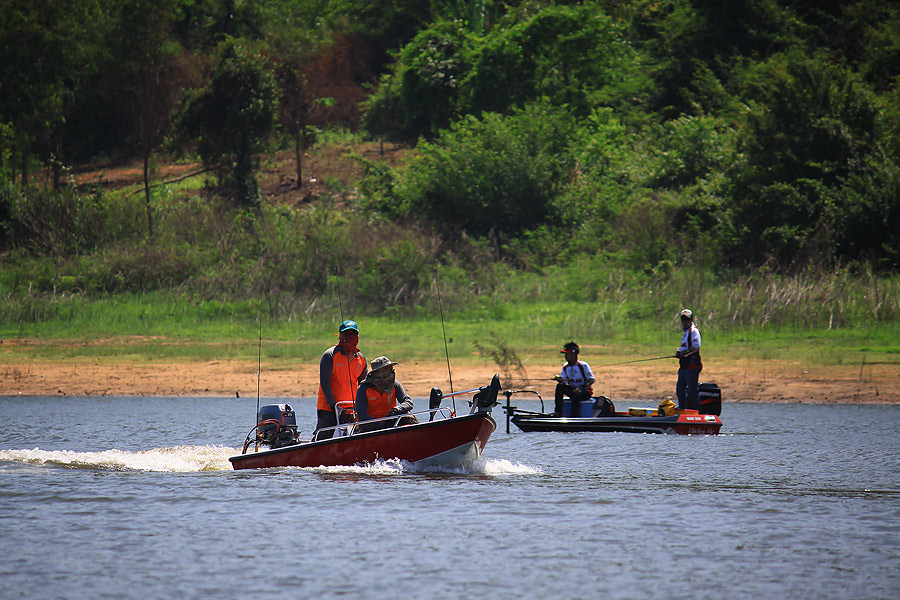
left=355, top=355, right=415, bottom=432
left=675, top=308, right=702, bottom=410
left=315, top=320, right=368, bottom=439
left=552, top=341, right=595, bottom=417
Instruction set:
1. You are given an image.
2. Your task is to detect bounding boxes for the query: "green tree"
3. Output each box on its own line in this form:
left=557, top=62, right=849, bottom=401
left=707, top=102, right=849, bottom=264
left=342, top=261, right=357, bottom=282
left=462, top=4, right=633, bottom=118
left=176, top=38, right=278, bottom=207
left=398, top=102, right=575, bottom=242
left=0, top=0, right=108, bottom=185
left=387, top=20, right=476, bottom=137
left=364, top=3, right=641, bottom=140
left=727, top=50, right=882, bottom=267
left=110, top=0, right=191, bottom=237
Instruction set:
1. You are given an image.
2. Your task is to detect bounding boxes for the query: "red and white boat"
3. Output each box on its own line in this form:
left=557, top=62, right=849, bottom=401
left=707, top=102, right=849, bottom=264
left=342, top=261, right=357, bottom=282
left=230, top=375, right=500, bottom=470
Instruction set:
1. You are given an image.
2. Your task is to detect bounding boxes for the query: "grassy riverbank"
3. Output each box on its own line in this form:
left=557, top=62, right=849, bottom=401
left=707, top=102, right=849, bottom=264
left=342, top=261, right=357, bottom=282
left=3, top=290, right=898, bottom=369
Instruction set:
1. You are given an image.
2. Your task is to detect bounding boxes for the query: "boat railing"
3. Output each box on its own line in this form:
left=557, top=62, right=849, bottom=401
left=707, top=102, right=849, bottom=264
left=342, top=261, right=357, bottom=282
left=310, top=406, right=454, bottom=441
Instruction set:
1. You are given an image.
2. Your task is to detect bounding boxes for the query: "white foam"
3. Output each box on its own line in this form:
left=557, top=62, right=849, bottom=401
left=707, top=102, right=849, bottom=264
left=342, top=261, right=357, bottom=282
left=0, top=446, right=237, bottom=472
left=283, top=456, right=541, bottom=476
left=1, top=448, right=540, bottom=476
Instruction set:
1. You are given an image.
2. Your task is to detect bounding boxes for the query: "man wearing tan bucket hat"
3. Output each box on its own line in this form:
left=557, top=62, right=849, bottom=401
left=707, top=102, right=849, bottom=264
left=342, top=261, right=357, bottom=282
left=355, top=355, right=416, bottom=432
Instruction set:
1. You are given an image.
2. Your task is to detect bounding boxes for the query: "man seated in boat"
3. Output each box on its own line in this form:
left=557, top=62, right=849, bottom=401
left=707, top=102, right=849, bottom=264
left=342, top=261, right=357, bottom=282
left=552, top=341, right=596, bottom=417
left=355, top=355, right=417, bottom=432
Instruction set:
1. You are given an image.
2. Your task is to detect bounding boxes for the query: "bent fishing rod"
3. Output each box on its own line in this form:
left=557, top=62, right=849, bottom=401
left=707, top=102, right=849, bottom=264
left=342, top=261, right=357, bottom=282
left=435, top=270, right=457, bottom=414
left=513, top=355, right=677, bottom=383
left=601, top=355, right=676, bottom=367
left=334, top=270, right=357, bottom=413
left=254, top=301, right=263, bottom=451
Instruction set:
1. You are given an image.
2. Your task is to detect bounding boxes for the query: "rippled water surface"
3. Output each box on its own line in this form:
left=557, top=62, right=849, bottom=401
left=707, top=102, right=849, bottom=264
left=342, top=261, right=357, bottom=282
left=1, top=396, right=898, bottom=599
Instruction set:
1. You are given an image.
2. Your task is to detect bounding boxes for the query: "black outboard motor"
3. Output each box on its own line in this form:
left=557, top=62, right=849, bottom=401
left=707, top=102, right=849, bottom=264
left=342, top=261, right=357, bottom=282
left=472, top=374, right=501, bottom=414
left=428, top=387, right=444, bottom=421
left=595, top=395, right=616, bottom=416
left=698, top=383, right=722, bottom=416
left=257, top=404, right=300, bottom=448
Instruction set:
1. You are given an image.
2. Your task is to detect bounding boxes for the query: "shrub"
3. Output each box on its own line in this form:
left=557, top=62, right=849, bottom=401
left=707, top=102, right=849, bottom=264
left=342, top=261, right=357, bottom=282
left=398, top=102, right=575, bottom=240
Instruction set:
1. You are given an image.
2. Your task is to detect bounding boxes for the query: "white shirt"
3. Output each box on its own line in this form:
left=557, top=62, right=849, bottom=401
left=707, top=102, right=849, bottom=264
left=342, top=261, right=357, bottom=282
left=677, top=324, right=701, bottom=354
left=560, top=360, right=594, bottom=387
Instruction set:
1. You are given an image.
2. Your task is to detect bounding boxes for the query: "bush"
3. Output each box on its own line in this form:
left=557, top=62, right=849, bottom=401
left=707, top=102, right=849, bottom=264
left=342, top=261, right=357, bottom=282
left=175, top=38, right=278, bottom=207
left=0, top=182, right=142, bottom=257
left=398, top=102, right=575, bottom=240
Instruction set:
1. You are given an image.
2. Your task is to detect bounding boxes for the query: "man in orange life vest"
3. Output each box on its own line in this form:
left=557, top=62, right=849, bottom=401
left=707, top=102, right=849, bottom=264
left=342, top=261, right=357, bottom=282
left=675, top=308, right=703, bottom=410
left=355, top=355, right=415, bottom=432
left=315, top=320, right=368, bottom=439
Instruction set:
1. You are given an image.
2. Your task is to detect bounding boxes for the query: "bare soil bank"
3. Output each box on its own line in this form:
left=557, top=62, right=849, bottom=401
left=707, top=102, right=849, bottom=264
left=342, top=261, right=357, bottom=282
left=2, top=356, right=896, bottom=404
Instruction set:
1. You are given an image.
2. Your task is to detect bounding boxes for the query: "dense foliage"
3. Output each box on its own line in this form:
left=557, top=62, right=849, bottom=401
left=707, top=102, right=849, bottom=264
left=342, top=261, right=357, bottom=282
left=2, top=0, right=900, bottom=324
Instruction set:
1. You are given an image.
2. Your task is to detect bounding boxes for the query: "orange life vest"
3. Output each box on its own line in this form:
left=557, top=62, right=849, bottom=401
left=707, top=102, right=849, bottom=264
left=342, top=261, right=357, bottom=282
left=362, top=385, right=397, bottom=419
left=317, top=348, right=366, bottom=411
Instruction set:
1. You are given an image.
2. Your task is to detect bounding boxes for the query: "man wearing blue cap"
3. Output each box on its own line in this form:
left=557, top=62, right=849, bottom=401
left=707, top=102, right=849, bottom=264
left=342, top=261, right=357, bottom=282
left=315, top=320, right=368, bottom=438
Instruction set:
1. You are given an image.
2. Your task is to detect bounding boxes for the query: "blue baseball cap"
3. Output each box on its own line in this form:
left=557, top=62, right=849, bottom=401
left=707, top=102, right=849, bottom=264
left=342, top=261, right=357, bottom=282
left=338, top=320, right=359, bottom=333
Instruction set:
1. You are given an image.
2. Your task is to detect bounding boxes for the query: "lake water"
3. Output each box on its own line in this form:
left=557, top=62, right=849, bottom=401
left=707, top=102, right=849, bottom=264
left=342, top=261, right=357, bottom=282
left=1, top=395, right=898, bottom=600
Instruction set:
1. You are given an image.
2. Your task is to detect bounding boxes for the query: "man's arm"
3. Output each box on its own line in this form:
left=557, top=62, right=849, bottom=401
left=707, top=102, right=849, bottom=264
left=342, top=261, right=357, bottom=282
left=319, top=348, right=336, bottom=407
left=355, top=383, right=371, bottom=421
left=356, top=354, right=368, bottom=383
left=392, top=381, right=414, bottom=414
left=581, top=361, right=596, bottom=386
left=677, top=329, right=701, bottom=357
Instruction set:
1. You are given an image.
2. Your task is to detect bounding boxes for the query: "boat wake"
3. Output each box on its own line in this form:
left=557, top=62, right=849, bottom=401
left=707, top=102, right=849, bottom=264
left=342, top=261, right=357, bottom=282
left=303, top=457, right=541, bottom=476
left=0, top=446, right=237, bottom=472
left=0, top=448, right=540, bottom=476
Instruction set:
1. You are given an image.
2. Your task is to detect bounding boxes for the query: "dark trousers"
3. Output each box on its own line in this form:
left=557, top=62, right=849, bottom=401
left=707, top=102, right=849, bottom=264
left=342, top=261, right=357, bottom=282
left=676, top=367, right=701, bottom=410
left=314, top=408, right=355, bottom=439
left=554, top=383, right=592, bottom=416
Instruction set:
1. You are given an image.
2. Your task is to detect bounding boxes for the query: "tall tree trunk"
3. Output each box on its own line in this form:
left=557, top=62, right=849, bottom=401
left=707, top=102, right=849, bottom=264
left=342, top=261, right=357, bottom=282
left=143, top=149, right=153, bottom=239
left=294, top=129, right=303, bottom=188
left=52, top=130, right=63, bottom=190
left=20, top=144, right=27, bottom=186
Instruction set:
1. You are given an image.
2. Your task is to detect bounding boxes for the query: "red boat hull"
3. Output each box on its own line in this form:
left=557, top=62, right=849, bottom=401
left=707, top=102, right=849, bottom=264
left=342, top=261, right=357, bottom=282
left=230, top=413, right=497, bottom=470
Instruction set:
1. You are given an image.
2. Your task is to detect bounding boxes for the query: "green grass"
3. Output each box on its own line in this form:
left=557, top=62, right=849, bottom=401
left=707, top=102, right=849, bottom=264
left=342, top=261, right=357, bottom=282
left=3, top=292, right=897, bottom=372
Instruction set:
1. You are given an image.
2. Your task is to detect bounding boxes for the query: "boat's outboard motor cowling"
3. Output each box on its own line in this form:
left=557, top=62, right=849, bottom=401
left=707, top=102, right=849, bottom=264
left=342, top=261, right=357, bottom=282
left=698, top=383, right=722, bottom=416
left=472, top=374, right=501, bottom=413
left=428, top=387, right=444, bottom=422
left=257, top=404, right=300, bottom=448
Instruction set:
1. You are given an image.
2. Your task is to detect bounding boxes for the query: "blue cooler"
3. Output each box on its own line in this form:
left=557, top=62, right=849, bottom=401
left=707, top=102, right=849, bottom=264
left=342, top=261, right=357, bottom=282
left=562, top=399, right=593, bottom=417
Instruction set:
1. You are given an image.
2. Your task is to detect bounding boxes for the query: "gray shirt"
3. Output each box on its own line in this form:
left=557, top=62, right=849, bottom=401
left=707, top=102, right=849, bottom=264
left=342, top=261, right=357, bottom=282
left=355, top=380, right=413, bottom=422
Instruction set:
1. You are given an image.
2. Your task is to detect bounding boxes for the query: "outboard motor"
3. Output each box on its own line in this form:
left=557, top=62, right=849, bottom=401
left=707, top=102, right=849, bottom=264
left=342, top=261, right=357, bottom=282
left=595, top=395, right=616, bottom=416
left=698, top=383, right=722, bottom=416
left=471, top=374, right=501, bottom=414
left=257, top=404, right=300, bottom=448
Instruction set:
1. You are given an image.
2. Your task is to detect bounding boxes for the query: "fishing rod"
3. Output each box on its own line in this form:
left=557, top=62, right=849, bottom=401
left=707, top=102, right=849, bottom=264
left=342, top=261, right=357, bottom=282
left=512, top=355, right=676, bottom=383
left=435, top=270, right=457, bottom=414
left=531, top=356, right=676, bottom=374
left=600, top=355, right=676, bottom=367
left=255, top=304, right=263, bottom=451
left=441, top=386, right=483, bottom=398
left=334, top=270, right=357, bottom=416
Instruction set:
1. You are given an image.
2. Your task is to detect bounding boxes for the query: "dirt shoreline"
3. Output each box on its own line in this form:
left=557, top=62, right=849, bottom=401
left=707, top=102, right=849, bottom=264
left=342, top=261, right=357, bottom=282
left=2, top=358, right=897, bottom=404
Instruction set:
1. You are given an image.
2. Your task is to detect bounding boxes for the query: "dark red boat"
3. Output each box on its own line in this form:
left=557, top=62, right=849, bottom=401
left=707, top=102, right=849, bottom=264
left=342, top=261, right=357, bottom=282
left=503, top=382, right=723, bottom=435
left=230, top=375, right=500, bottom=470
